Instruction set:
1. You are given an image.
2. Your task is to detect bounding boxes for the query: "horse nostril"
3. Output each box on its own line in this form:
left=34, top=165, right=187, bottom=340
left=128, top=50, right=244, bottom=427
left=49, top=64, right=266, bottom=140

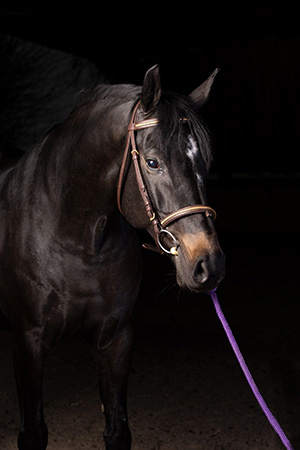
left=194, top=259, right=209, bottom=284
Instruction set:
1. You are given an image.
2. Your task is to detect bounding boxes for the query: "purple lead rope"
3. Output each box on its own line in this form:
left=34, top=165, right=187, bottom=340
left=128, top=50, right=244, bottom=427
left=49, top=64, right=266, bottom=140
left=208, top=288, right=294, bottom=450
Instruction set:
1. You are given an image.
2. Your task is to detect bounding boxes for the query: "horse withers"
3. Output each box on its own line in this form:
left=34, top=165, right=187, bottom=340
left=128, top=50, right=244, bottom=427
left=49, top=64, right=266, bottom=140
left=0, top=65, right=225, bottom=450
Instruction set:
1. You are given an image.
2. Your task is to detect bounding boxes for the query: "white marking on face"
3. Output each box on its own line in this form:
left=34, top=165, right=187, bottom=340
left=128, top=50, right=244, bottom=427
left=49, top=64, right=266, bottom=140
left=186, top=134, right=198, bottom=162
left=196, top=172, right=204, bottom=187
left=186, top=135, right=204, bottom=187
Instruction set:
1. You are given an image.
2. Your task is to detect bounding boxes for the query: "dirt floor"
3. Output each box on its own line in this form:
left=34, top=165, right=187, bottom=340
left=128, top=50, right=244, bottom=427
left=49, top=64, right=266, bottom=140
left=0, top=232, right=299, bottom=450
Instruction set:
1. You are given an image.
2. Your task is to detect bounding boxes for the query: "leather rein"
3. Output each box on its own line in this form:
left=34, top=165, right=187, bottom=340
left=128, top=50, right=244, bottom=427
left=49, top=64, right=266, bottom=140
left=117, top=100, right=217, bottom=256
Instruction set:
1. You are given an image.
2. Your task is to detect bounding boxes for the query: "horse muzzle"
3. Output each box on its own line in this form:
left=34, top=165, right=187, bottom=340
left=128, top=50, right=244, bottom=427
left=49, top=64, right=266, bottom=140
left=172, top=232, right=226, bottom=293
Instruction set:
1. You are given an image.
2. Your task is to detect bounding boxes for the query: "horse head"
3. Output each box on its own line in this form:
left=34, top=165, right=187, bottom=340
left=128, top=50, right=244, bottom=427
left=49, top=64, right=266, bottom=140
left=120, top=65, right=225, bottom=293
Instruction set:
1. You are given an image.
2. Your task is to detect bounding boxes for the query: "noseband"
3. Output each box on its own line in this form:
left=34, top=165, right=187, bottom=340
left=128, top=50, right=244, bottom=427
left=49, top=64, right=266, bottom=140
left=117, top=100, right=217, bottom=256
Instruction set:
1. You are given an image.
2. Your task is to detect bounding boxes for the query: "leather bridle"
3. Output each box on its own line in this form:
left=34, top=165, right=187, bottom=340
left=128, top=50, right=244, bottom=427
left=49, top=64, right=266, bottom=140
left=117, top=100, right=217, bottom=256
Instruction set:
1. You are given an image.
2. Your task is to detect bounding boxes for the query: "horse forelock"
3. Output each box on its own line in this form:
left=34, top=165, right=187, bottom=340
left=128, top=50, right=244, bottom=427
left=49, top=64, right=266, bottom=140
left=155, top=93, right=213, bottom=173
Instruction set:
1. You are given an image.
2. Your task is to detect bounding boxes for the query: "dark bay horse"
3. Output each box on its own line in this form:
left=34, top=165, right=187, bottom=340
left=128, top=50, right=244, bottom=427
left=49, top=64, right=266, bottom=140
left=0, top=65, right=225, bottom=450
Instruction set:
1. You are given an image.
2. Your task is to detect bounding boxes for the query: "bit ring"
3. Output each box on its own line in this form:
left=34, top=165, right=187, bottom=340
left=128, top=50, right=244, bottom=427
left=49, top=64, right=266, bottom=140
left=157, top=229, right=179, bottom=256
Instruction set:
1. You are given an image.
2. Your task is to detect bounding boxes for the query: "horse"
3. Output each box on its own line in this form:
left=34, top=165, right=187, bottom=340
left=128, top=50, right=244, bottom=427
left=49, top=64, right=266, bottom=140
left=0, top=64, right=225, bottom=450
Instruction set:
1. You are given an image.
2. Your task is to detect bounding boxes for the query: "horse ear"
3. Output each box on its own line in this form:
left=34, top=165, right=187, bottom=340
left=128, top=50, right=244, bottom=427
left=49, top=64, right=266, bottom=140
left=189, top=68, right=220, bottom=109
left=140, top=65, right=161, bottom=115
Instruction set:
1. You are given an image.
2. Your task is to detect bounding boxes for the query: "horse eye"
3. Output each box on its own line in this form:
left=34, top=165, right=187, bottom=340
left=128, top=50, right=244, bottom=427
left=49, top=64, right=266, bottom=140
left=146, top=158, right=160, bottom=170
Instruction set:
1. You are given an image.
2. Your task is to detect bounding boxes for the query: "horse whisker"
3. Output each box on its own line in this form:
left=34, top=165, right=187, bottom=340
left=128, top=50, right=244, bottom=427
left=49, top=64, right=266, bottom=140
left=155, top=272, right=180, bottom=300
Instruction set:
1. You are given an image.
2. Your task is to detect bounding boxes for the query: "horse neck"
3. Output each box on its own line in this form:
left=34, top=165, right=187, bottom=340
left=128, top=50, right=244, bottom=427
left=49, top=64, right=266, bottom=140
left=53, top=99, right=136, bottom=240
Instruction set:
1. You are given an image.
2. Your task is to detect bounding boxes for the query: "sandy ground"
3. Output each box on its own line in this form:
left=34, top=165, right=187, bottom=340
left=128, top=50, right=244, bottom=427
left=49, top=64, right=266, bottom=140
left=0, top=232, right=299, bottom=450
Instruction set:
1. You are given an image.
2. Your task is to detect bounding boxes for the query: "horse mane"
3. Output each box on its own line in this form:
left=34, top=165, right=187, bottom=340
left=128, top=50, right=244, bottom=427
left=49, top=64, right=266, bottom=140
left=74, top=83, right=141, bottom=112
left=73, top=85, right=212, bottom=174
